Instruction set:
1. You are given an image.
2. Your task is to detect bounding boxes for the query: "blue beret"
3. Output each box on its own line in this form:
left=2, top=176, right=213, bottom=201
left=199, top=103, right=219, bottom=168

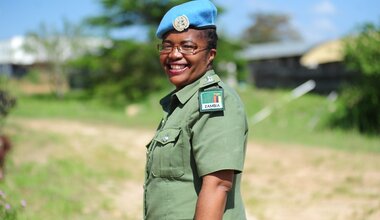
left=156, top=0, right=217, bottom=39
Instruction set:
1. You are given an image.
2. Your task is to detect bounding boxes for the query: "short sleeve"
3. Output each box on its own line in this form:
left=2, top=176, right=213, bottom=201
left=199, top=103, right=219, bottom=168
left=191, top=88, right=248, bottom=177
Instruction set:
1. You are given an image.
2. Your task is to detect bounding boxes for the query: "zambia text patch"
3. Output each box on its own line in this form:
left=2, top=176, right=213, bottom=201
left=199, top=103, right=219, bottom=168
left=199, top=89, right=224, bottom=112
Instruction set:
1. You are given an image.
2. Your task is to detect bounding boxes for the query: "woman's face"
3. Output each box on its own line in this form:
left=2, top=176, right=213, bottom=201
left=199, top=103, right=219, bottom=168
left=159, top=29, right=216, bottom=89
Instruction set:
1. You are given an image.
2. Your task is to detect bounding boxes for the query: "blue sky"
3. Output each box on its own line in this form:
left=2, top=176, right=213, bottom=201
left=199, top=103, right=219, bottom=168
left=1, top=0, right=379, bottom=43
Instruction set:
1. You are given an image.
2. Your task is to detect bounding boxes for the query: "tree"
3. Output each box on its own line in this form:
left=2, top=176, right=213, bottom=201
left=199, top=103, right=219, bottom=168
left=24, top=20, right=94, bottom=98
left=69, top=0, right=248, bottom=106
left=329, top=22, right=380, bottom=134
left=86, top=0, right=188, bottom=40
left=344, top=23, right=380, bottom=77
left=214, top=37, right=249, bottom=83
left=67, top=0, right=191, bottom=106
left=242, top=12, right=302, bottom=44
left=69, top=39, right=165, bottom=105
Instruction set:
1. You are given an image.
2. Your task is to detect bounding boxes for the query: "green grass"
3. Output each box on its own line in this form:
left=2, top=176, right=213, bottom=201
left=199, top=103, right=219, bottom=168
left=2, top=158, right=114, bottom=220
left=1, top=87, right=379, bottom=219
left=238, top=87, right=380, bottom=152
left=7, top=87, right=380, bottom=153
left=10, top=93, right=163, bottom=129
left=1, top=121, right=133, bottom=220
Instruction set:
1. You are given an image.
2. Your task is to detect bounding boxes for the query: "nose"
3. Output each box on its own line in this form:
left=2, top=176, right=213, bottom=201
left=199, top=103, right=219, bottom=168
left=168, top=46, right=183, bottom=59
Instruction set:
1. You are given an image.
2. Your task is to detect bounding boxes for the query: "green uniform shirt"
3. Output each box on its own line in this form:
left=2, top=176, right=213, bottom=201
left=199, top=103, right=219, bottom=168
left=144, top=70, right=248, bottom=220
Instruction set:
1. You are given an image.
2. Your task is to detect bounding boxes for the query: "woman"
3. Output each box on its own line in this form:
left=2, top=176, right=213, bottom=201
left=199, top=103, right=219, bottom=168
left=144, top=1, right=248, bottom=219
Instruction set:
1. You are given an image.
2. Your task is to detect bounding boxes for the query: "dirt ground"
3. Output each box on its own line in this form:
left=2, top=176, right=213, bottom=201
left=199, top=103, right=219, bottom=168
left=10, top=119, right=380, bottom=220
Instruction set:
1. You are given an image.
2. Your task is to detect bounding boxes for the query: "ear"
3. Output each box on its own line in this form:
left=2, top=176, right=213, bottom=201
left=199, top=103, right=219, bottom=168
left=207, top=49, right=217, bottom=65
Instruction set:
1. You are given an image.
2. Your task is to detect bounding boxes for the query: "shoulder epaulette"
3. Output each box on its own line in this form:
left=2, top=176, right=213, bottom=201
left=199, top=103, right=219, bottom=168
left=199, top=74, right=221, bottom=89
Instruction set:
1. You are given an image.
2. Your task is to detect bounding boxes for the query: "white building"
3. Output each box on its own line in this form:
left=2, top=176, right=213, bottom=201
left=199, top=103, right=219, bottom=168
left=0, top=35, right=112, bottom=77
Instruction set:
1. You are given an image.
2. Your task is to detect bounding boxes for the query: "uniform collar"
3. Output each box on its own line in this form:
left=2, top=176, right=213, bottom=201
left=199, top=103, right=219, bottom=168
left=159, top=69, right=220, bottom=110
left=175, top=69, right=220, bottom=105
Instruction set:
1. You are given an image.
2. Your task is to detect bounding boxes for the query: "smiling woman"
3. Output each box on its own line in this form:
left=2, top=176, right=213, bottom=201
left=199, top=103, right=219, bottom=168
left=144, top=1, right=249, bottom=220
left=159, top=29, right=216, bottom=89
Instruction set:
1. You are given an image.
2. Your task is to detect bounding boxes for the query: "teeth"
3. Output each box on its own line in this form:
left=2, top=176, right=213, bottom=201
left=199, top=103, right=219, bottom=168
left=170, top=65, right=186, bottom=70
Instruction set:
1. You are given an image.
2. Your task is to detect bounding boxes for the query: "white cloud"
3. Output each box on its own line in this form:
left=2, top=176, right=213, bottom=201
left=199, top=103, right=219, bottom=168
left=313, top=0, right=336, bottom=15
left=302, top=0, right=339, bottom=42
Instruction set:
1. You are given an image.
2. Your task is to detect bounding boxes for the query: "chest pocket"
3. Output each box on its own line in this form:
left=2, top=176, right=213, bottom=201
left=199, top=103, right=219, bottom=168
left=151, top=128, right=184, bottom=178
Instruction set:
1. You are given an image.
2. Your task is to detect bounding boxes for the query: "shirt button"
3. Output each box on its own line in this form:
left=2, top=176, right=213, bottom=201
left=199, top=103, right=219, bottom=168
left=162, top=135, right=169, bottom=142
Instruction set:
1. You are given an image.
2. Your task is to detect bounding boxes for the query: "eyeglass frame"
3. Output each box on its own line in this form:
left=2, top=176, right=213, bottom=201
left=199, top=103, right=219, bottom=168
left=157, top=42, right=211, bottom=55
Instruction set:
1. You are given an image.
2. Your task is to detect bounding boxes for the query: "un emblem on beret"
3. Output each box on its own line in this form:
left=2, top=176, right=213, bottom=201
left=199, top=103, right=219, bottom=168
left=173, top=15, right=190, bottom=32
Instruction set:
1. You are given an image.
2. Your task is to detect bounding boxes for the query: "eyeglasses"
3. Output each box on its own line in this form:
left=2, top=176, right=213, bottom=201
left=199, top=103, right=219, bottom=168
left=157, top=43, right=209, bottom=55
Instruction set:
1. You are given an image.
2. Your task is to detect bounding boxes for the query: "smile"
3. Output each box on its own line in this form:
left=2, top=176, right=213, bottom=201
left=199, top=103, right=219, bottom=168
left=167, top=64, right=189, bottom=75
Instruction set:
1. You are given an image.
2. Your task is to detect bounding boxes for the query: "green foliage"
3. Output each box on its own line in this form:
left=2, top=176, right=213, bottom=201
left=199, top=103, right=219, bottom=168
left=69, top=40, right=167, bottom=106
left=344, top=23, right=380, bottom=76
left=214, top=38, right=249, bottom=82
left=329, top=22, right=380, bottom=134
left=88, top=0, right=187, bottom=27
left=330, top=76, right=380, bottom=134
left=86, top=0, right=188, bottom=40
left=0, top=90, right=16, bottom=128
left=22, top=70, right=42, bottom=84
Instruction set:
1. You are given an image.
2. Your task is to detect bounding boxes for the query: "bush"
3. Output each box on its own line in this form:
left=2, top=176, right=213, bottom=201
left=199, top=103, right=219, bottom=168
left=68, top=40, right=167, bottom=106
left=329, top=22, right=380, bottom=134
left=330, top=76, right=380, bottom=133
left=0, top=90, right=16, bottom=126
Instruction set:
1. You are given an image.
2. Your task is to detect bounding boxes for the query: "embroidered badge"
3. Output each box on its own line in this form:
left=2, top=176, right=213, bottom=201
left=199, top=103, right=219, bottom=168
left=199, top=89, right=224, bottom=112
left=173, top=15, right=190, bottom=32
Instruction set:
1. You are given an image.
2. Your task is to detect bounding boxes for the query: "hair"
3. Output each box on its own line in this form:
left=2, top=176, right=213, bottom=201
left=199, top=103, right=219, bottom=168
left=199, top=28, right=218, bottom=50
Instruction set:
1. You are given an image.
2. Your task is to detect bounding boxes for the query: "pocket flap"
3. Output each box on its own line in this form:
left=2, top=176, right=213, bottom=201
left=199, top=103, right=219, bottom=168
left=154, top=128, right=181, bottom=145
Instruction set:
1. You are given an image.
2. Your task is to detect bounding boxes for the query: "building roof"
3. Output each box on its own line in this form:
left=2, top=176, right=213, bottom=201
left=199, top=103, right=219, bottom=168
left=300, top=40, right=344, bottom=68
left=239, top=41, right=315, bottom=60
left=0, top=36, right=35, bottom=65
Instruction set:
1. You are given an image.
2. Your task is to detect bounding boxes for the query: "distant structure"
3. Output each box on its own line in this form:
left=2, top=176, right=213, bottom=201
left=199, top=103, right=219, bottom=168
left=0, top=36, right=33, bottom=78
left=0, top=36, right=112, bottom=78
left=240, top=40, right=356, bottom=93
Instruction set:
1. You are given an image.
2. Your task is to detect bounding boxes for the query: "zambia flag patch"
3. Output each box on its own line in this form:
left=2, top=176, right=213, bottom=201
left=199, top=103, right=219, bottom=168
left=199, top=89, right=224, bottom=112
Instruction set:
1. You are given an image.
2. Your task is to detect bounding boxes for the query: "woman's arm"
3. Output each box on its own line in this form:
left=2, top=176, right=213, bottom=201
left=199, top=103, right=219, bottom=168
left=194, top=170, right=234, bottom=220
